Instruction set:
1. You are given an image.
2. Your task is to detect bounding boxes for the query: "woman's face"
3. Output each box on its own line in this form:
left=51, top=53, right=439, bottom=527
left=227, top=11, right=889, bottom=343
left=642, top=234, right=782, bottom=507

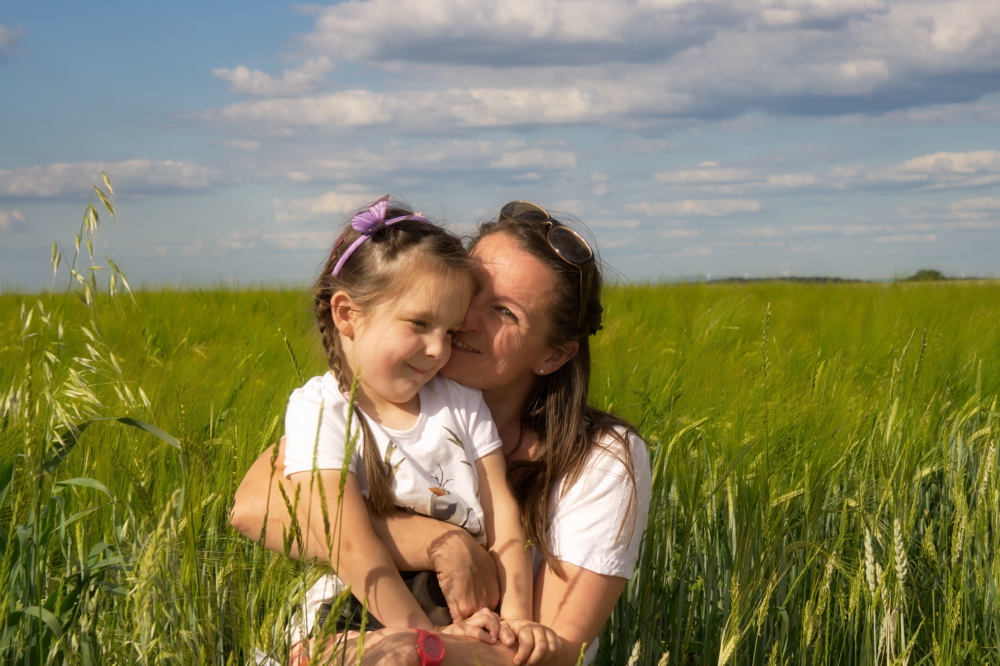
left=441, top=232, right=561, bottom=397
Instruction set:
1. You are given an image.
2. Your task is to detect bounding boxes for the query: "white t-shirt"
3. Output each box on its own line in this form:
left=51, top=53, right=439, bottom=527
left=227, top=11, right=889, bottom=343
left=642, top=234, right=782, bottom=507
left=283, top=373, right=503, bottom=543
left=533, top=427, right=652, bottom=663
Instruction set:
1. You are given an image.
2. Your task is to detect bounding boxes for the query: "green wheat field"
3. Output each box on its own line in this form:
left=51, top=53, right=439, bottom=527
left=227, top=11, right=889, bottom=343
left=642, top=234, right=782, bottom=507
left=3, top=262, right=999, bottom=663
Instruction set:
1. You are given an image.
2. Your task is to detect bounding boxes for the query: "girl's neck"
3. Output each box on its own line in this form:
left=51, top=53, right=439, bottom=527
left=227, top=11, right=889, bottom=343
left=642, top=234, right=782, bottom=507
left=342, top=371, right=421, bottom=430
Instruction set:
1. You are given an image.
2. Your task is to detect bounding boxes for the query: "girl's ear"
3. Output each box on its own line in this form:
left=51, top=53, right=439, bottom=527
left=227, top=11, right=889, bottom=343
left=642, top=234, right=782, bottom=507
left=536, top=340, right=579, bottom=376
left=331, top=291, right=358, bottom=338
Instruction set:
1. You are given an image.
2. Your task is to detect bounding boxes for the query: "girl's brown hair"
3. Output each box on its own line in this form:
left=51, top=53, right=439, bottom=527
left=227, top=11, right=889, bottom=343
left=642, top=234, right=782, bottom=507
left=315, top=200, right=473, bottom=515
left=474, top=215, right=640, bottom=577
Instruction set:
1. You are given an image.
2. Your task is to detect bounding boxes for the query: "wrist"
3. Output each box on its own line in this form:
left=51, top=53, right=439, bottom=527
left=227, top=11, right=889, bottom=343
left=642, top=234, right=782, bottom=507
left=428, top=528, right=474, bottom=571
left=415, top=628, right=446, bottom=666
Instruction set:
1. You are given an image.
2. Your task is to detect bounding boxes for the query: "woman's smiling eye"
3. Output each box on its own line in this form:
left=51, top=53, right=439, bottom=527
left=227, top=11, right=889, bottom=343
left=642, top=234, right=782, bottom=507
left=494, top=306, right=518, bottom=323
left=409, top=319, right=428, bottom=329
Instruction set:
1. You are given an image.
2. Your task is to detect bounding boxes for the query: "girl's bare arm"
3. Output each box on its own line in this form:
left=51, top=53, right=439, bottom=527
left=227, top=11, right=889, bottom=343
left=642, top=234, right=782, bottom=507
left=230, top=440, right=500, bottom=616
left=290, top=469, right=435, bottom=629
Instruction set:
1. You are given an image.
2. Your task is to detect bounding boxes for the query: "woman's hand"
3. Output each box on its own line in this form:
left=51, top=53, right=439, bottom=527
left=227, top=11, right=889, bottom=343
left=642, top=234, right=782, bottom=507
left=429, top=531, right=500, bottom=622
left=498, top=618, right=562, bottom=666
left=437, top=607, right=501, bottom=644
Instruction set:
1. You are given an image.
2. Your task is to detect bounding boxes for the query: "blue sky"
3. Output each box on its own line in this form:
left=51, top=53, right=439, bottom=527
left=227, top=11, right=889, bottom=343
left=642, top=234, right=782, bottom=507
left=2, top=0, right=999, bottom=289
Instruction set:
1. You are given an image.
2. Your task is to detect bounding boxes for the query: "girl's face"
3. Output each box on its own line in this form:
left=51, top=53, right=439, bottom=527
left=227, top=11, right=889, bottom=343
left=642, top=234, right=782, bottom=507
left=441, top=232, right=566, bottom=398
left=338, top=268, right=473, bottom=408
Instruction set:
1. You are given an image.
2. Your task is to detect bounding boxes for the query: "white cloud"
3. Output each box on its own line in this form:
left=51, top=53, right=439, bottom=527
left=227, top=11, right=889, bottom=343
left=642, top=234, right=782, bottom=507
left=654, top=165, right=758, bottom=184
left=228, top=0, right=1000, bottom=129
left=950, top=196, right=1000, bottom=213
left=262, top=231, right=338, bottom=250
left=872, top=234, right=938, bottom=243
left=0, top=210, right=25, bottom=231
left=489, top=148, right=576, bottom=170
left=158, top=230, right=263, bottom=258
left=273, top=190, right=379, bottom=225
left=884, top=150, right=1000, bottom=189
left=0, top=160, right=230, bottom=199
left=212, top=57, right=333, bottom=96
left=257, top=140, right=577, bottom=184
left=657, top=149, right=1000, bottom=199
left=0, top=24, right=24, bottom=61
left=658, top=228, right=700, bottom=238
left=628, top=199, right=763, bottom=216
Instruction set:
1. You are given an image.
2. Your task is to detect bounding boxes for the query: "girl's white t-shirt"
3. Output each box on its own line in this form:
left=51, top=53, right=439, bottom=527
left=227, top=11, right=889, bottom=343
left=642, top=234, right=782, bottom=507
left=283, top=373, right=502, bottom=543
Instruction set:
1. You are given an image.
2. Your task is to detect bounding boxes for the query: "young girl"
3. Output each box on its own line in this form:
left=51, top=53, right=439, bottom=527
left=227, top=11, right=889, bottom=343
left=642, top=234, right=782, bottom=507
left=282, top=197, right=542, bottom=657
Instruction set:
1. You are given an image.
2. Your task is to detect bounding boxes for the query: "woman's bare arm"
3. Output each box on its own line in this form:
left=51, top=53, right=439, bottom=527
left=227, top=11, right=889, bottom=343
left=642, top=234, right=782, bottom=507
left=230, top=440, right=500, bottom=617
left=231, top=440, right=330, bottom=561
left=315, top=559, right=627, bottom=666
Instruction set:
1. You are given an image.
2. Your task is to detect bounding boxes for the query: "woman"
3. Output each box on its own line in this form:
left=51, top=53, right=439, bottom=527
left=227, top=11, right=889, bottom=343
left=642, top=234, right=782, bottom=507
left=231, top=202, right=651, bottom=665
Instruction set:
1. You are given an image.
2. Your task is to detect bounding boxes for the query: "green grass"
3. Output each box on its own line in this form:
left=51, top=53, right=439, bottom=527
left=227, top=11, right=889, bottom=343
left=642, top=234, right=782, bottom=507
left=1, top=280, right=999, bottom=664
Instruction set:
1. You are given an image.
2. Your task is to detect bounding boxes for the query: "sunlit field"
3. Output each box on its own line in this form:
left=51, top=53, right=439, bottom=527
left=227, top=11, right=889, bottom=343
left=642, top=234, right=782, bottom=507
left=2, top=277, right=999, bottom=664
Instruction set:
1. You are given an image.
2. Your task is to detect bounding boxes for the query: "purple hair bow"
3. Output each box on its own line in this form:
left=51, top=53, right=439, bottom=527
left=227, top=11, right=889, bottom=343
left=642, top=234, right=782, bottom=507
left=331, top=196, right=429, bottom=276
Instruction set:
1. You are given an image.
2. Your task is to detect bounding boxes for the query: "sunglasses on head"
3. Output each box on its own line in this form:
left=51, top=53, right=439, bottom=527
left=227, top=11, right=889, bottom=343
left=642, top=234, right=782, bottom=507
left=498, top=201, right=596, bottom=335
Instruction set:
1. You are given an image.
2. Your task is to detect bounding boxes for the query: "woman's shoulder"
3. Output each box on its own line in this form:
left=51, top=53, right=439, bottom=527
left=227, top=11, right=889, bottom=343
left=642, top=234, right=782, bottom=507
left=585, top=424, right=650, bottom=478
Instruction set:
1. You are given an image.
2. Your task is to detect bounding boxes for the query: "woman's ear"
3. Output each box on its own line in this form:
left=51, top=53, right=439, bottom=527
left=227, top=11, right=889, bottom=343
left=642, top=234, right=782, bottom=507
left=536, top=340, right=579, bottom=376
left=330, top=291, right=357, bottom=338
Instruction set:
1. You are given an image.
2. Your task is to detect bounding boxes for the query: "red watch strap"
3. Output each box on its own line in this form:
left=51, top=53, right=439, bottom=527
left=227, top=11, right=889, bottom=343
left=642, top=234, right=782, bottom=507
left=415, top=629, right=446, bottom=666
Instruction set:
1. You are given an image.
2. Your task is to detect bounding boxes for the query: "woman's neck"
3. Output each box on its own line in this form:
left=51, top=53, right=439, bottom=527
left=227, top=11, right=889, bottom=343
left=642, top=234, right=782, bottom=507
left=482, top=387, right=534, bottom=459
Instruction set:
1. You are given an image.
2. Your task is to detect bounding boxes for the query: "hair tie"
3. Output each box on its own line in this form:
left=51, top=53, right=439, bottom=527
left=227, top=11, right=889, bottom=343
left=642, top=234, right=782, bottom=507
left=331, top=196, right=429, bottom=276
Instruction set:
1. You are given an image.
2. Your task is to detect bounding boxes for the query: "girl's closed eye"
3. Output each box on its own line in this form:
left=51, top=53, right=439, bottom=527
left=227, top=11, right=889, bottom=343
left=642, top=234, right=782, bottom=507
left=409, top=319, right=429, bottom=329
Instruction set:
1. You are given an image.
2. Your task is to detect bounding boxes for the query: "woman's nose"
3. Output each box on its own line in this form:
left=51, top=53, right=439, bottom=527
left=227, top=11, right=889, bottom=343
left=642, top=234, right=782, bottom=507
left=460, top=296, right=484, bottom=333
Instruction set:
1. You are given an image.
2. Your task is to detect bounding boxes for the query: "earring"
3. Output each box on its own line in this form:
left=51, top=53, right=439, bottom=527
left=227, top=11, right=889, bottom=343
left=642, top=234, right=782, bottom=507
left=538, top=368, right=545, bottom=375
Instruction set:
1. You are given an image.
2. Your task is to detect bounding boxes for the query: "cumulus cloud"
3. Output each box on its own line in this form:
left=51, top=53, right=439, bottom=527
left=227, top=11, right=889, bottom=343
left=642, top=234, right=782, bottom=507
left=0, top=210, right=25, bottom=231
left=882, top=150, right=1000, bottom=189
left=262, top=140, right=576, bottom=184
left=204, top=84, right=693, bottom=131
left=0, top=24, right=24, bottom=61
left=656, top=150, right=1000, bottom=199
left=212, top=56, right=333, bottom=96
left=156, top=230, right=263, bottom=258
left=217, top=0, right=1000, bottom=130
left=262, top=231, right=338, bottom=250
left=0, top=160, right=231, bottom=199
left=272, top=190, right=379, bottom=225
left=627, top=199, right=763, bottom=216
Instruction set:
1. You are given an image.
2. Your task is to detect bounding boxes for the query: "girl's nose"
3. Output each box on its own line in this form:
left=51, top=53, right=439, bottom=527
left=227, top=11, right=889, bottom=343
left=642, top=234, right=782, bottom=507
left=426, top=333, right=446, bottom=359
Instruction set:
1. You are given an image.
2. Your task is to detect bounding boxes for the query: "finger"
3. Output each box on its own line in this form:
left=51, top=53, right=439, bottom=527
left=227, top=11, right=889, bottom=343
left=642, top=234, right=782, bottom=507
left=513, top=629, right=535, bottom=665
left=500, top=622, right=517, bottom=647
left=472, top=627, right=498, bottom=644
left=471, top=608, right=501, bottom=637
left=525, top=629, right=550, bottom=666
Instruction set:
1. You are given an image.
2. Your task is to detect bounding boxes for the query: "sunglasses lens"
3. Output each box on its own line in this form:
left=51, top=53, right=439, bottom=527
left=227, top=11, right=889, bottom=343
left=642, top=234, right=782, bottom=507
left=500, top=201, right=550, bottom=223
left=548, top=225, right=593, bottom=264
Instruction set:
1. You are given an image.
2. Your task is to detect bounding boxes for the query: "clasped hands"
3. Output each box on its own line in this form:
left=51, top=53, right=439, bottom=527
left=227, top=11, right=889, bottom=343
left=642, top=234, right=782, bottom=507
left=439, top=608, right=561, bottom=666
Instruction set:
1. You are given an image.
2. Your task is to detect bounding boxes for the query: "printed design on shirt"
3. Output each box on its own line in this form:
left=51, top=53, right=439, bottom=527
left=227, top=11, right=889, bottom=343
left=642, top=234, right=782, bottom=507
left=424, top=427, right=484, bottom=539
left=443, top=426, right=479, bottom=498
left=382, top=439, right=405, bottom=484
left=427, top=485, right=485, bottom=539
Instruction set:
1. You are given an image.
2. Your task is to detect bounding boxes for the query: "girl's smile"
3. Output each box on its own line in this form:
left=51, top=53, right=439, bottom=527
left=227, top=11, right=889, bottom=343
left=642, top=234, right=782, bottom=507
left=336, top=267, right=473, bottom=427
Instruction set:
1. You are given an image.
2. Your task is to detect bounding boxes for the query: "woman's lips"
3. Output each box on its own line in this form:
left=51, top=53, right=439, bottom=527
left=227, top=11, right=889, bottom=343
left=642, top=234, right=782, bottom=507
left=452, top=338, right=479, bottom=354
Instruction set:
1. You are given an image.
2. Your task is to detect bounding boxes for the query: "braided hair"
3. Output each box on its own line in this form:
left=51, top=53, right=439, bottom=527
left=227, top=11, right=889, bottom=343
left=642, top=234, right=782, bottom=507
left=314, top=200, right=473, bottom=514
